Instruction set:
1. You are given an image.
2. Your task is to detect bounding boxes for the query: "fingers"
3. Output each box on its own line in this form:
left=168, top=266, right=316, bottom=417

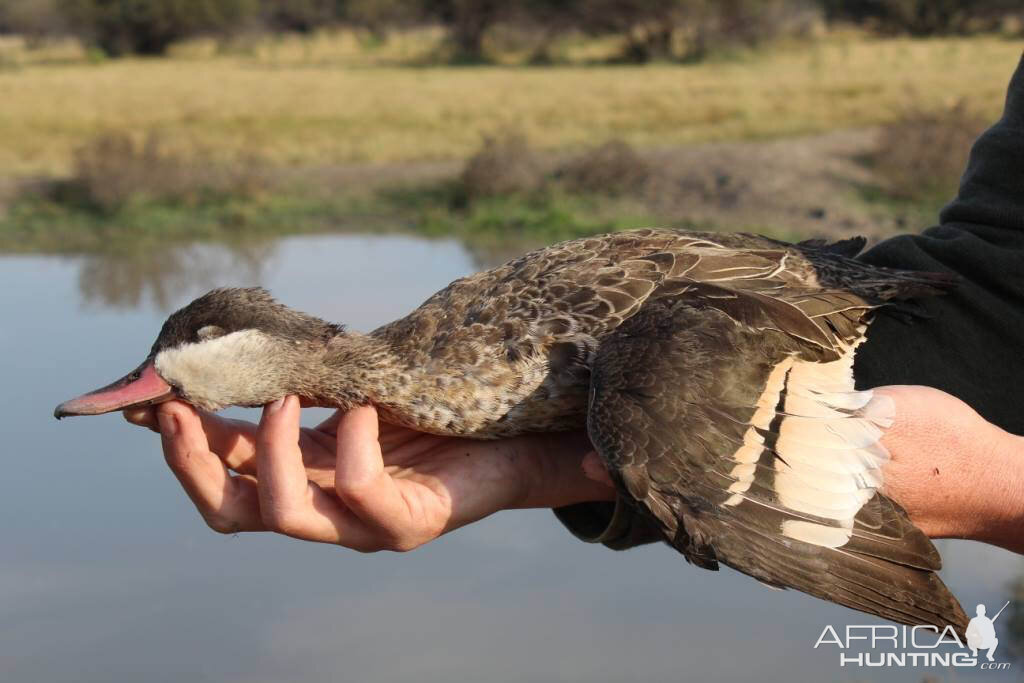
left=157, top=401, right=265, bottom=534
left=196, top=413, right=261, bottom=473
left=255, top=396, right=379, bottom=548
left=128, top=401, right=340, bottom=480
left=334, top=405, right=439, bottom=550
left=127, top=401, right=260, bottom=469
left=151, top=398, right=442, bottom=551
left=123, top=406, right=158, bottom=432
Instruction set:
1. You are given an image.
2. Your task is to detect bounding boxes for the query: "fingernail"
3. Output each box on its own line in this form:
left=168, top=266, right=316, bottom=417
left=157, top=411, right=178, bottom=437
left=267, top=397, right=286, bottom=414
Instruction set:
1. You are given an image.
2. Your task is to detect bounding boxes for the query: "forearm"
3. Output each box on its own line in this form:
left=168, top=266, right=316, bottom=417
left=507, top=430, right=616, bottom=509
left=968, top=431, right=1024, bottom=552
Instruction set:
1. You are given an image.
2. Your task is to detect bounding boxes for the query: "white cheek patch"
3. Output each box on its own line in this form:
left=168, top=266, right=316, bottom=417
left=155, top=329, right=277, bottom=410
left=722, top=330, right=894, bottom=549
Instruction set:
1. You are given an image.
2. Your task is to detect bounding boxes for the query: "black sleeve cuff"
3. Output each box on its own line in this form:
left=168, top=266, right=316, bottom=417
left=553, top=496, right=664, bottom=550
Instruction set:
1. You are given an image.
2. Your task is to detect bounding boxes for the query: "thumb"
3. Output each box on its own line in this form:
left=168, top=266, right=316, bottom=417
left=581, top=451, right=615, bottom=487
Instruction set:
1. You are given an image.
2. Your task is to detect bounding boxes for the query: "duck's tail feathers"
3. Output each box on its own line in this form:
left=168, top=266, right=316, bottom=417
left=795, top=236, right=959, bottom=302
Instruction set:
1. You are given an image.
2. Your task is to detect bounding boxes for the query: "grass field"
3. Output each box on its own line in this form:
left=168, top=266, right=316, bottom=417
left=0, top=31, right=1018, bottom=253
left=0, top=33, right=1019, bottom=177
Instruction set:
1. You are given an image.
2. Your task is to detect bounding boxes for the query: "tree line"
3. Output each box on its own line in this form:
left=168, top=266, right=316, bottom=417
left=0, top=0, right=1020, bottom=60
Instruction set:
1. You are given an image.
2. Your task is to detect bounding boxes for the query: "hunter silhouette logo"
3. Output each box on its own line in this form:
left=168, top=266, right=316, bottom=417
left=814, top=601, right=1013, bottom=670
left=966, top=601, right=1009, bottom=662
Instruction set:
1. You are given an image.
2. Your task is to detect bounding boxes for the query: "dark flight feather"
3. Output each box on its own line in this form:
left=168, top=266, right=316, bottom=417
left=587, top=295, right=966, bottom=634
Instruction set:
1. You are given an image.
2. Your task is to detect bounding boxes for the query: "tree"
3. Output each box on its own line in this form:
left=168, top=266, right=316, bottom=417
left=427, top=0, right=503, bottom=62
left=0, top=0, right=67, bottom=38
left=260, top=0, right=343, bottom=33
left=344, top=0, right=422, bottom=38
left=58, top=0, right=259, bottom=56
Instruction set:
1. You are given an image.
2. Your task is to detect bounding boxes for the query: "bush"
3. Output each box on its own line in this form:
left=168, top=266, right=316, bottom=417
left=460, top=130, right=545, bottom=200
left=577, top=0, right=821, bottom=63
left=558, top=140, right=651, bottom=195
left=871, top=101, right=985, bottom=202
left=820, top=0, right=1019, bottom=36
left=344, top=0, right=419, bottom=37
left=58, top=0, right=258, bottom=56
left=69, top=130, right=269, bottom=211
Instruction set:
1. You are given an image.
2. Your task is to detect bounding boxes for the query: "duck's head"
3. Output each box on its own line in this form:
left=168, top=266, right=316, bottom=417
left=54, top=287, right=342, bottom=418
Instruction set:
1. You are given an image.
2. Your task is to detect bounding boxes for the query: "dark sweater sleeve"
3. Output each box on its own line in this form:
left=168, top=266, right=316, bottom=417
left=854, top=53, right=1024, bottom=435
left=554, top=53, right=1024, bottom=550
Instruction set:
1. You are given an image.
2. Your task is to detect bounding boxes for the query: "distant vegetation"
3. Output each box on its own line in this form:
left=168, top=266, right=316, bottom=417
left=0, top=0, right=1021, bottom=61
left=0, top=4, right=1016, bottom=253
left=869, top=101, right=986, bottom=203
left=0, top=36, right=1014, bottom=177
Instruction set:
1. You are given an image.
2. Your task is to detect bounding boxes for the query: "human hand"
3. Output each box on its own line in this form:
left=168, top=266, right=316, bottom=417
left=124, top=397, right=613, bottom=551
left=872, top=385, right=1024, bottom=553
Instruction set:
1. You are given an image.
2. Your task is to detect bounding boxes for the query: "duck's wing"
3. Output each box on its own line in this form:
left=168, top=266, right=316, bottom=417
left=586, top=294, right=967, bottom=633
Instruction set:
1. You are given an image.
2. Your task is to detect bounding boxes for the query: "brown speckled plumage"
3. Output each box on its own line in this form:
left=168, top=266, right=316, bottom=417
left=70, top=228, right=969, bottom=633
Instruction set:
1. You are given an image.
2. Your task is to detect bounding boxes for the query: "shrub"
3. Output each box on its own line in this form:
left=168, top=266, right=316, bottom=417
left=871, top=101, right=986, bottom=202
left=460, top=130, right=545, bottom=200
left=576, top=0, right=821, bottom=63
left=558, top=139, right=651, bottom=196
left=69, top=130, right=269, bottom=211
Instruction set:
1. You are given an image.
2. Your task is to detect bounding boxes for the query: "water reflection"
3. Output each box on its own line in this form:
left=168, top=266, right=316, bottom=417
left=77, top=239, right=278, bottom=310
left=67, top=230, right=547, bottom=312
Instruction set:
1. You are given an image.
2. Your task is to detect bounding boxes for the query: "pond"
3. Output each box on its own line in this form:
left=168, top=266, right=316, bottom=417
left=2, top=233, right=1020, bottom=682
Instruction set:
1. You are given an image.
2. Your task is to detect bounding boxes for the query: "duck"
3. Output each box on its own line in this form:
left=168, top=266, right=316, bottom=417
left=54, top=228, right=966, bottom=633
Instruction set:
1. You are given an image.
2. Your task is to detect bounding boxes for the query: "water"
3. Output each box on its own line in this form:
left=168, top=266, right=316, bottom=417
left=2, top=233, right=1020, bottom=682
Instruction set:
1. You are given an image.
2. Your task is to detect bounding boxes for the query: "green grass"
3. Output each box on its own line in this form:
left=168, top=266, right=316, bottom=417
left=0, top=193, right=349, bottom=253
left=1, top=177, right=859, bottom=256
left=0, top=185, right=689, bottom=254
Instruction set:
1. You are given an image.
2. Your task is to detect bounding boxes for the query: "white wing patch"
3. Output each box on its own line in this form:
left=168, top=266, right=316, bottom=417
left=724, top=357, right=794, bottom=504
left=723, top=331, right=894, bottom=549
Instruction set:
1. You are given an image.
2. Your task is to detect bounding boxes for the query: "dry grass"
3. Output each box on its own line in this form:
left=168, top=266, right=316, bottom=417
left=0, top=33, right=1019, bottom=176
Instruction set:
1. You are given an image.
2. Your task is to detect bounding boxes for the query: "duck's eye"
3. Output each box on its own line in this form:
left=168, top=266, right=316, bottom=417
left=196, top=325, right=226, bottom=341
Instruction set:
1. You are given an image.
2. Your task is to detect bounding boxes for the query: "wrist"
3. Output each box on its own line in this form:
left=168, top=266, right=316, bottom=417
left=509, top=431, right=617, bottom=509
left=964, top=430, right=1024, bottom=552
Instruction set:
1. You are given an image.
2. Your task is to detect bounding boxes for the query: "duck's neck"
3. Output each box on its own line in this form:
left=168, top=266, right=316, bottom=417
left=302, top=331, right=403, bottom=409
left=308, top=330, right=530, bottom=436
